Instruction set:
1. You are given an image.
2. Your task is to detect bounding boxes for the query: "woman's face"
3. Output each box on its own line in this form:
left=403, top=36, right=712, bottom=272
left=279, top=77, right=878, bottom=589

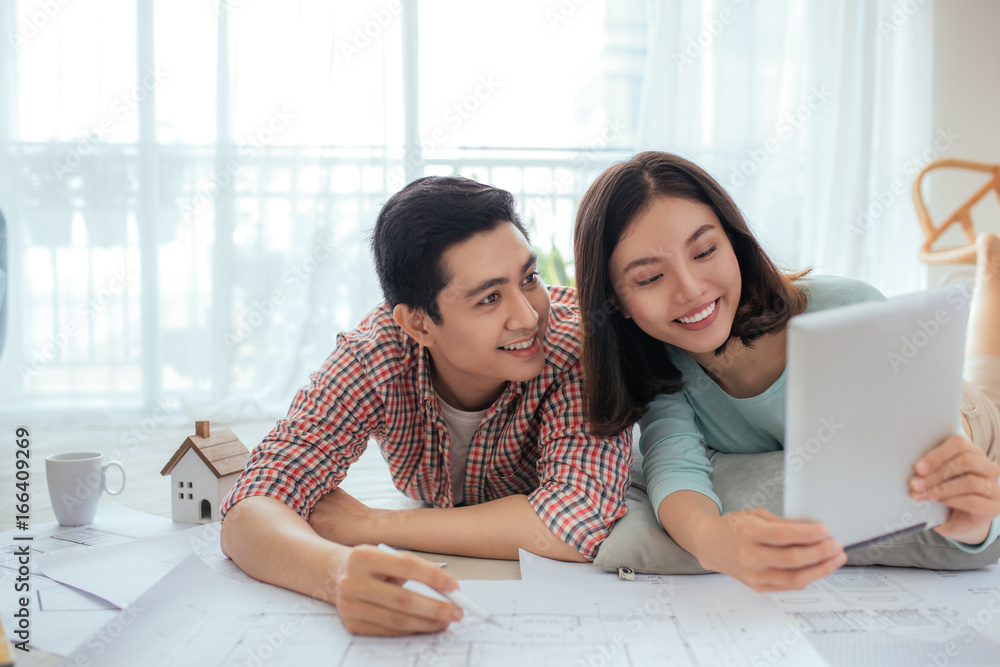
left=609, top=196, right=742, bottom=356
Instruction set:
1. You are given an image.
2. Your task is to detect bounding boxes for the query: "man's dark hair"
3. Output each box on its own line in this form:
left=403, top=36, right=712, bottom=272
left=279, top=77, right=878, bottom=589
left=372, top=176, right=529, bottom=324
left=573, top=151, right=808, bottom=437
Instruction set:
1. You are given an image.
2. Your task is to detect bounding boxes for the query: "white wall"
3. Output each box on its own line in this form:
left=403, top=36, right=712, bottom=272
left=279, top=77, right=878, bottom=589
left=928, top=0, right=1000, bottom=285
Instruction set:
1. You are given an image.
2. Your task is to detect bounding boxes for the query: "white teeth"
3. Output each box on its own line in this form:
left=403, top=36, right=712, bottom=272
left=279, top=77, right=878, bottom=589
left=677, top=301, right=717, bottom=324
left=501, top=338, right=534, bottom=351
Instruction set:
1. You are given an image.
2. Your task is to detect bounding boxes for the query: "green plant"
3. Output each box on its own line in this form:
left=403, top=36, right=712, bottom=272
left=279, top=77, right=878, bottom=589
left=535, top=237, right=574, bottom=287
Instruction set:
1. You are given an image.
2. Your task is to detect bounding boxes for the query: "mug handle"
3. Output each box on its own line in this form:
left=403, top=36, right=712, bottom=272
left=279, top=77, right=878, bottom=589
left=102, top=461, right=127, bottom=496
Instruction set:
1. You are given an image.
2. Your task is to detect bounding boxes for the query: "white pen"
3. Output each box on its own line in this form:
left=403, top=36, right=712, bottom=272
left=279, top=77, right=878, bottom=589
left=377, top=543, right=505, bottom=628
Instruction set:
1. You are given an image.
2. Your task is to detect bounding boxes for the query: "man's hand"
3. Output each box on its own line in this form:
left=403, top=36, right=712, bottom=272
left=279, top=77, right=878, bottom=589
left=912, top=434, right=1000, bottom=545
left=220, top=496, right=459, bottom=637
left=692, top=509, right=846, bottom=592
left=331, top=545, right=461, bottom=636
left=309, top=488, right=382, bottom=545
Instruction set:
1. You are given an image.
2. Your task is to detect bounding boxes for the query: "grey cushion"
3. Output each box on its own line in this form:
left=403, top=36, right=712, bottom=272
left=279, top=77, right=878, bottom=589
left=594, top=449, right=1000, bottom=574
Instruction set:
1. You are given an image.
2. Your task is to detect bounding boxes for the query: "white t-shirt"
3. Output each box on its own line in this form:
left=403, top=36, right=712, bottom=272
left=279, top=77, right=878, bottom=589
left=434, top=390, right=488, bottom=505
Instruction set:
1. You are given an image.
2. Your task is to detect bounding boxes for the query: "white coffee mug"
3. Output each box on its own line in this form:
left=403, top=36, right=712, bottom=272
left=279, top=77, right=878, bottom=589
left=45, top=452, right=127, bottom=526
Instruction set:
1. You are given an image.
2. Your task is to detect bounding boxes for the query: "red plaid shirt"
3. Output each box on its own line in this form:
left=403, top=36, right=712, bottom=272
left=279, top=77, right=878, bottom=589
left=222, top=286, right=631, bottom=559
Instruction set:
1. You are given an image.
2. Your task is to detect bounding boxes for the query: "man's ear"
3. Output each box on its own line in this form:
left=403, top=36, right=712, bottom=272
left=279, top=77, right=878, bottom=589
left=392, top=304, right=436, bottom=347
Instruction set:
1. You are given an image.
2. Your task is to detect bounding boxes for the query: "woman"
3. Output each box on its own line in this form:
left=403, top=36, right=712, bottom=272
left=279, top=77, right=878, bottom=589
left=574, top=151, right=1000, bottom=591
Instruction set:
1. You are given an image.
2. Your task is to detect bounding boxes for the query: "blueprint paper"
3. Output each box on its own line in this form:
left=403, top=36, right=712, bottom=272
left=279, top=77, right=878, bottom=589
left=517, top=548, right=693, bottom=586
left=37, top=528, right=199, bottom=608
left=517, top=548, right=618, bottom=583
left=0, top=567, right=119, bottom=656
left=0, top=504, right=186, bottom=574
left=61, top=554, right=341, bottom=667
left=0, top=506, right=198, bottom=655
left=62, top=554, right=826, bottom=666
left=36, top=521, right=254, bottom=609
left=769, top=566, right=1000, bottom=666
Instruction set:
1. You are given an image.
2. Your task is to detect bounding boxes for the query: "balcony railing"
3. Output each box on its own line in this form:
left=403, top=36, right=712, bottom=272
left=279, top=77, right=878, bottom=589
left=1, top=142, right=632, bottom=413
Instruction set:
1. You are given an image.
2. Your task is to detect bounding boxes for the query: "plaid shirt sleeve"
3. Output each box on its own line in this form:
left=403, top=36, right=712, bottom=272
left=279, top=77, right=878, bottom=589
left=221, top=333, right=381, bottom=520
left=527, top=361, right=632, bottom=561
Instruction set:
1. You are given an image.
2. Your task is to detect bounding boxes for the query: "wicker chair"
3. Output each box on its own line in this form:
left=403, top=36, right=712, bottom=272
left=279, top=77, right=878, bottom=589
left=912, top=158, right=1000, bottom=265
left=0, top=207, right=6, bottom=359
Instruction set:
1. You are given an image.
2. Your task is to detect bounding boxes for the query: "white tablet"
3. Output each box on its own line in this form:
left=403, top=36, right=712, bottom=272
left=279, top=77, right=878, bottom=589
left=783, top=286, right=969, bottom=549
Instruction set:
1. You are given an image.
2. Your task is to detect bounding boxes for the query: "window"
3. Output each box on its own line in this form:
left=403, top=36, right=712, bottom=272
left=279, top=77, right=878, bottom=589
left=0, top=1, right=932, bottom=420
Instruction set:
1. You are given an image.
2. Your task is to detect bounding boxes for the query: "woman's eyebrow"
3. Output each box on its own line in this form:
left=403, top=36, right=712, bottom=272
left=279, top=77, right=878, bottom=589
left=621, top=256, right=660, bottom=276
left=620, top=224, right=717, bottom=275
left=685, top=223, right=715, bottom=246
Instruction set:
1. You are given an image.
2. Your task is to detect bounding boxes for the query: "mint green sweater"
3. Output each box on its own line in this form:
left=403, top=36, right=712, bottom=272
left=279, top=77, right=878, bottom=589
left=639, top=275, right=1000, bottom=553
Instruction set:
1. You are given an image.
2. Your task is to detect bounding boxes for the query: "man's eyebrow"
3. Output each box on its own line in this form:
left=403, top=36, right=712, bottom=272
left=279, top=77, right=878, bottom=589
left=620, top=224, right=716, bottom=275
left=463, top=254, right=538, bottom=299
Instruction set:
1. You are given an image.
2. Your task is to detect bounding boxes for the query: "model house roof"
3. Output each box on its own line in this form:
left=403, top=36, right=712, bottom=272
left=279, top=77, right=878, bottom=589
left=160, top=421, right=251, bottom=479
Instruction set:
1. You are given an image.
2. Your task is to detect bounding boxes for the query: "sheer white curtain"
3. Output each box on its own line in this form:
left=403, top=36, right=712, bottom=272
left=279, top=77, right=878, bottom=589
left=0, top=0, right=935, bottom=422
left=1, top=1, right=398, bottom=421
left=0, top=0, right=623, bottom=422
left=634, top=0, right=935, bottom=295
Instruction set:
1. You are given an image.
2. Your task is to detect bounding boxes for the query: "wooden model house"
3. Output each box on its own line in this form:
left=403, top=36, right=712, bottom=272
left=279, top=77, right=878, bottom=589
left=160, top=421, right=251, bottom=523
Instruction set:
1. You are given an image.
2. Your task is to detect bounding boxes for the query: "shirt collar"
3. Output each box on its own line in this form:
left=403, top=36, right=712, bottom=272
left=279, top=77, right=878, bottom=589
left=416, top=345, right=527, bottom=413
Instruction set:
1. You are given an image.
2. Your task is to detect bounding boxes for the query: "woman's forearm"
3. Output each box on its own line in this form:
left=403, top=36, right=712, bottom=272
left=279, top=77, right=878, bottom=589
left=656, top=490, right=724, bottom=566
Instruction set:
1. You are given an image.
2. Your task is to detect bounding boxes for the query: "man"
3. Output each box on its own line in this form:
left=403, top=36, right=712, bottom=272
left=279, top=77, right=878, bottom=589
left=220, top=176, right=631, bottom=636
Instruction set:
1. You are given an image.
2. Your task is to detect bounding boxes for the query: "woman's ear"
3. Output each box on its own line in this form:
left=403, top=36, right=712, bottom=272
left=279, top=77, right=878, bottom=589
left=611, top=297, right=631, bottom=319
left=392, top=304, right=436, bottom=347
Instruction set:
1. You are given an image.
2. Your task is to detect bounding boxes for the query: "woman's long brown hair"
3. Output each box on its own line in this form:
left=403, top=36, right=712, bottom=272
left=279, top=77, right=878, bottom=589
left=573, top=151, right=807, bottom=437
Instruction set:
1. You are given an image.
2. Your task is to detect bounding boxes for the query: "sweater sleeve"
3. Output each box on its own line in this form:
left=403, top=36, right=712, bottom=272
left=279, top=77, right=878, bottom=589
left=639, top=391, right=721, bottom=525
left=948, top=516, right=1000, bottom=553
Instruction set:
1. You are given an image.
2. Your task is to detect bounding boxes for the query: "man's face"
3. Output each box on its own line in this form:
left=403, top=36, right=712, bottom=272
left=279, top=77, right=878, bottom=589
left=422, top=222, right=550, bottom=410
